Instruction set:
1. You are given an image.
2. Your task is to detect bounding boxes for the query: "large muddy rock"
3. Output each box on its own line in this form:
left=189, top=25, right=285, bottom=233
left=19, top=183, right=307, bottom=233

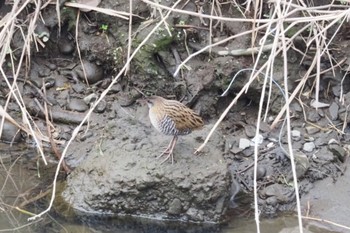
left=62, top=111, right=230, bottom=223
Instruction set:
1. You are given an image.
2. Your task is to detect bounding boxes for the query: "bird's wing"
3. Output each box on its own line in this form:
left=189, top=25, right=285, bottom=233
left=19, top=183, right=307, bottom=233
left=164, top=102, right=203, bottom=133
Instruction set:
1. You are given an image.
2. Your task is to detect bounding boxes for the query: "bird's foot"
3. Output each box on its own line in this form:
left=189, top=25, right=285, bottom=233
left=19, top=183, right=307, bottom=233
left=157, top=149, right=174, bottom=164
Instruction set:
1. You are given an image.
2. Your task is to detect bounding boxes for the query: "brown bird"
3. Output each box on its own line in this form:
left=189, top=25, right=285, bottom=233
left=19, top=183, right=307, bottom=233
left=144, top=96, right=204, bottom=164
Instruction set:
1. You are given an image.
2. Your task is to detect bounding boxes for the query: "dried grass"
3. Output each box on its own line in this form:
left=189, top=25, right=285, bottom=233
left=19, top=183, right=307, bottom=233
left=1, top=0, right=350, bottom=232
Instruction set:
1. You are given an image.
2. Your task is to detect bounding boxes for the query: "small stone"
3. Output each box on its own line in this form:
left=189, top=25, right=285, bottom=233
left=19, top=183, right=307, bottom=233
left=339, top=108, right=350, bottom=123
left=290, top=150, right=309, bottom=179
left=48, top=63, right=57, bottom=70
left=71, top=83, right=85, bottom=94
left=262, top=184, right=291, bottom=203
left=75, top=60, right=104, bottom=84
left=57, top=37, right=75, bottom=55
left=328, top=102, right=339, bottom=120
left=266, top=196, right=278, bottom=206
left=239, top=138, right=251, bottom=150
left=290, top=101, right=302, bottom=112
left=0, top=120, right=22, bottom=143
left=266, top=142, right=275, bottom=148
left=305, top=126, right=320, bottom=135
left=303, top=142, right=315, bottom=152
left=244, top=125, right=256, bottom=138
left=256, top=166, right=266, bottom=180
left=328, top=144, right=347, bottom=162
left=67, top=98, right=89, bottom=112
left=230, top=146, right=242, bottom=154
left=251, top=134, right=263, bottom=145
left=307, top=110, right=320, bottom=123
left=84, top=93, right=98, bottom=105
left=332, top=85, right=341, bottom=97
left=168, top=198, right=182, bottom=215
left=94, top=100, right=107, bottom=113
left=291, top=130, right=301, bottom=141
left=316, top=147, right=334, bottom=161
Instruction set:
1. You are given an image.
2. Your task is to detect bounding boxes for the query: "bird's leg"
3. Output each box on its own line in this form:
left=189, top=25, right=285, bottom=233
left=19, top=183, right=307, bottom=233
left=157, top=136, right=178, bottom=164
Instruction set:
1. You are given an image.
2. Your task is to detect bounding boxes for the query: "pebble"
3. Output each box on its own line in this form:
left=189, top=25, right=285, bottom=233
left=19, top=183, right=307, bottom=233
left=328, top=102, right=339, bottom=120
left=47, top=63, right=57, bottom=70
left=244, top=125, right=256, bottom=138
left=256, top=166, right=267, bottom=180
left=328, top=144, right=347, bottom=162
left=303, top=142, right=315, bottom=152
left=75, top=60, right=104, bottom=84
left=291, top=130, right=301, bottom=141
left=57, top=37, right=75, bottom=55
left=262, top=183, right=290, bottom=203
left=293, top=150, right=310, bottom=179
left=72, top=83, right=85, bottom=94
left=339, top=108, right=350, bottom=123
left=167, top=198, right=182, bottom=215
left=0, top=120, right=22, bottom=143
left=316, top=147, right=334, bottom=161
left=305, top=126, right=320, bottom=135
left=307, top=110, right=320, bottom=122
left=239, top=138, right=251, bottom=150
left=290, top=101, right=302, bottom=112
left=84, top=93, right=98, bottom=105
left=266, top=196, right=278, bottom=206
left=67, top=98, right=89, bottom=112
left=94, top=100, right=107, bottom=113
left=251, top=134, right=263, bottom=145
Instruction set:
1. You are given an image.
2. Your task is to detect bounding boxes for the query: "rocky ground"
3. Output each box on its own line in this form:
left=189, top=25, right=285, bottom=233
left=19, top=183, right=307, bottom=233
left=1, top=0, right=350, bottom=231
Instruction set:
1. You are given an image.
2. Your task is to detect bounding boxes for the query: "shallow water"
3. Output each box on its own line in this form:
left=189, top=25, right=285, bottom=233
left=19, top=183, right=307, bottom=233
left=0, top=144, right=344, bottom=233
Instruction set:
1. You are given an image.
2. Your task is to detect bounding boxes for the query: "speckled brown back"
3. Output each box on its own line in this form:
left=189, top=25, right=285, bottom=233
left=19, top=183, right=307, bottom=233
left=147, top=96, right=203, bottom=136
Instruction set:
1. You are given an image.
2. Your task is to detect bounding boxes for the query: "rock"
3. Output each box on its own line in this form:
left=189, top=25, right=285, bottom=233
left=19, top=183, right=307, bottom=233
left=291, top=130, right=301, bottom=141
left=94, top=100, right=107, bottom=113
left=57, top=37, right=75, bottom=55
left=71, top=83, right=85, bottom=94
left=339, top=108, right=350, bottom=123
left=328, top=144, right=347, bottom=162
left=0, top=120, right=22, bottom=143
left=251, top=134, right=263, bottom=145
left=67, top=98, right=89, bottom=112
left=230, top=146, right=242, bottom=154
left=261, top=184, right=293, bottom=203
left=305, top=126, right=320, bottom=135
left=266, top=196, right=278, bottom=206
left=290, top=101, right=302, bottom=112
left=256, top=166, right=267, bottom=180
left=167, top=198, right=182, bottom=215
left=303, top=142, right=315, bottom=152
left=307, top=110, right=320, bottom=123
left=84, top=93, right=98, bottom=105
left=328, top=102, right=339, bottom=120
left=316, top=147, right=334, bottom=161
left=288, top=150, right=310, bottom=180
left=62, top=123, right=230, bottom=223
left=244, top=125, right=256, bottom=138
left=75, top=60, right=104, bottom=84
left=239, top=138, right=250, bottom=150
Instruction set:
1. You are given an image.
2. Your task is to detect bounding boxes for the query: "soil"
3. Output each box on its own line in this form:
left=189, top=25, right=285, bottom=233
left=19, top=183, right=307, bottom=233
left=1, top=0, right=350, bottom=231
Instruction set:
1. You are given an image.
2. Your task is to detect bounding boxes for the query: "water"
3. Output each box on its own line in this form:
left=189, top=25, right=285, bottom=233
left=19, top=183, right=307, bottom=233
left=0, top=144, right=343, bottom=233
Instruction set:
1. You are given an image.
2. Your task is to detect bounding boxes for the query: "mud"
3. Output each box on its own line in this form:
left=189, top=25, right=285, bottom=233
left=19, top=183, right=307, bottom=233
left=1, top=0, right=350, bottom=230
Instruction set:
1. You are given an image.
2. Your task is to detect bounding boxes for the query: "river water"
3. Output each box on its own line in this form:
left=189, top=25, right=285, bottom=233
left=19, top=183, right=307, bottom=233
left=0, top=145, right=342, bottom=233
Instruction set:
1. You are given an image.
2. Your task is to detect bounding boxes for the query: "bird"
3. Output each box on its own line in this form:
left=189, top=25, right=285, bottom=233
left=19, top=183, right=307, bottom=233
left=144, top=96, right=204, bottom=164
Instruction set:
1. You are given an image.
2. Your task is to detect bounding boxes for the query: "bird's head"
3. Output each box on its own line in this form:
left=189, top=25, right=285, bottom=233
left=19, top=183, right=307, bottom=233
left=143, top=96, right=164, bottom=109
